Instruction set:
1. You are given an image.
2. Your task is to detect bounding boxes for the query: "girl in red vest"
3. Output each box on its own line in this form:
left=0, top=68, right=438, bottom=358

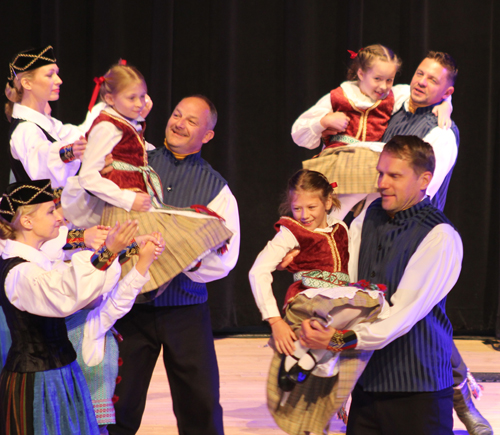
left=62, top=62, right=233, bottom=298
left=249, top=169, right=385, bottom=435
left=292, top=44, right=452, bottom=220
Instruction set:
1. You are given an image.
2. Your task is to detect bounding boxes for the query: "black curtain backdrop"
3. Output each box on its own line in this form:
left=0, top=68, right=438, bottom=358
left=1, top=0, right=499, bottom=335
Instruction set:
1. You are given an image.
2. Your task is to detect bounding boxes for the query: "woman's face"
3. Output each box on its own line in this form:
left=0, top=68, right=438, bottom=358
left=22, top=64, right=62, bottom=103
left=28, top=201, right=63, bottom=243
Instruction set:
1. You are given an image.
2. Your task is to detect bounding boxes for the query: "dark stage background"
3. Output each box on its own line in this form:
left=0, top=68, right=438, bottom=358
left=1, top=0, right=499, bottom=336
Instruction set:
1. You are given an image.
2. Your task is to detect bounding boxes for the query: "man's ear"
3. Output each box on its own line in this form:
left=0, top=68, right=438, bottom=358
left=202, top=130, right=215, bottom=144
left=419, top=171, right=433, bottom=191
left=443, top=86, right=454, bottom=99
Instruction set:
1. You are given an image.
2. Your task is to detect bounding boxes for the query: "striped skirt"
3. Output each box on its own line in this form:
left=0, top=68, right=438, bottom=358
left=0, top=361, right=99, bottom=435
left=267, top=287, right=384, bottom=435
left=101, top=204, right=233, bottom=295
left=302, top=146, right=380, bottom=194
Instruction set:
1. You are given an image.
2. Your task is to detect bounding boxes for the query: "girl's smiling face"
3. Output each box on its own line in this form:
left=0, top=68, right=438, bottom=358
left=291, top=189, right=331, bottom=231
left=105, top=81, right=147, bottom=120
left=357, top=60, right=397, bottom=101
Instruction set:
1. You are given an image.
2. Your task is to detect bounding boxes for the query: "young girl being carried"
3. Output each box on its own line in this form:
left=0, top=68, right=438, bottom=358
left=62, top=62, right=233, bottom=297
left=292, top=44, right=451, bottom=220
left=249, top=169, right=386, bottom=435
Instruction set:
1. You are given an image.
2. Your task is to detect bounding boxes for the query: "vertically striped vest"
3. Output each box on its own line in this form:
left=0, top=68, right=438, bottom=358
left=146, top=147, right=227, bottom=307
left=381, top=105, right=460, bottom=212
left=357, top=198, right=454, bottom=392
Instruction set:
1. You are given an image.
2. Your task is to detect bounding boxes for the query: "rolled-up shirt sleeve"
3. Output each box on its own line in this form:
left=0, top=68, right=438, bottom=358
left=352, top=224, right=463, bottom=350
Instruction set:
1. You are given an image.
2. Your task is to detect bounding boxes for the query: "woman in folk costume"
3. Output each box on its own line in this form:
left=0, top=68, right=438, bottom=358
left=291, top=44, right=452, bottom=220
left=0, top=179, right=144, bottom=435
left=62, top=62, right=233, bottom=297
left=4, top=46, right=102, bottom=188
left=249, top=169, right=386, bottom=435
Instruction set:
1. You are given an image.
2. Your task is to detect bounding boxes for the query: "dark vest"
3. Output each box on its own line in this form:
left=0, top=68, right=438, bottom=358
left=8, top=118, right=57, bottom=183
left=381, top=105, right=460, bottom=212
left=0, top=256, right=76, bottom=372
left=146, top=147, right=228, bottom=306
left=357, top=198, right=454, bottom=392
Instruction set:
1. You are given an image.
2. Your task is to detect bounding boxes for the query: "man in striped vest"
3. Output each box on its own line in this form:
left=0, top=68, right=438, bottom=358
left=381, top=53, right=492, bottom=435
left=301, top=135, right=462, bottom=434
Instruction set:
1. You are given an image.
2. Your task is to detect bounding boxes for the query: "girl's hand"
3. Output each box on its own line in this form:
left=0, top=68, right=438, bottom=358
left=84, top=225, right=110, bottom=250
left=270, top=318, right=297, bottom=355
left=432, top=100, right=453, bottom=130
left=105, top=220, right=139, bottom=253
left=140, top=94, right=153, bottom=119
left=72, top=136, right=87, bottom=160
left=132, top=193, right=151, bottom=212
left=320, top=112, right=350, bottom=132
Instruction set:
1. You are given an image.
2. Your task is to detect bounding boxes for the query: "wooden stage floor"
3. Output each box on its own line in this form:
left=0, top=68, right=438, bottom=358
left=136, top=337, right=500, bottom=434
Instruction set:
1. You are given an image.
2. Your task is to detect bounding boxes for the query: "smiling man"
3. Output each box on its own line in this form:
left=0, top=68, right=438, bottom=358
left=301, top=135, right=462, bottom=434
left=109, top=95, right=240, bottom=435
left=381, top=51, right=458, bottom=212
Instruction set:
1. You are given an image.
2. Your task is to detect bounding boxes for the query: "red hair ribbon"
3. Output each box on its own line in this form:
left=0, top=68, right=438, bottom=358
left=347, top=48, right=363, bottom=59
left=118, top=59, right=127, bottom=66
left=88, top=76, right=105, bottom=112
left=331, top=182, right=338, bottom=188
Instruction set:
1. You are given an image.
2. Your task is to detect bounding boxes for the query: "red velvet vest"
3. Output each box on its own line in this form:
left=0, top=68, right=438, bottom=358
left=321, top=86, right=395, bottom=148
left=88, top=112, right=149, bottom=193
left=274, top=217, right=349, bottom=304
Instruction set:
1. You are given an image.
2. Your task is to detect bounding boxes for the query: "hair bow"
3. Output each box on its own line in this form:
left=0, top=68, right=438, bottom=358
left=88, top=76, right=105, bottom=112
left=331, top=182, right=338, bottom=188
left=347, top=48, right=363, bottom=59
left=118, top=58, right=127, bottom=66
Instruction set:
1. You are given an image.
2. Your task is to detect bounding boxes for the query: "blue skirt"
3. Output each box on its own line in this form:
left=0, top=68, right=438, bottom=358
left=0, top=360, right=99, bottom=435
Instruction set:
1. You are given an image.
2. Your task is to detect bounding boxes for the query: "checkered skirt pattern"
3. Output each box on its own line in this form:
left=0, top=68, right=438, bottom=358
left=302, top=146, right=380, bottom=194
left=101, top=204, right=233, bottom=294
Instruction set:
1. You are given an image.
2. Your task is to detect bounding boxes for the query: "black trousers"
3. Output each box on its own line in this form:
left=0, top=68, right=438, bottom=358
left=108, top=302, right=224, bottom=435
left=346, top=384, right=454, bottom=435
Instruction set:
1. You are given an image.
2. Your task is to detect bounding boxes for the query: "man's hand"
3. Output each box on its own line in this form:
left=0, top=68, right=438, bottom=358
left=276, top=249, right=300, bottom=271
left=99, top=153, right=114, bottom=176
left=72, top=136, right=87, bottom=160
left=320, top=112, right=350, bottom=132
left=299, top=319, right=334, bottom=350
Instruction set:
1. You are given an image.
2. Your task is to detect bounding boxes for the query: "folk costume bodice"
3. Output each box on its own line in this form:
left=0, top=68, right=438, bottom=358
left=321, top=87, right=395, bottom=148
left=274, top=217, right=349, bottom=304
left=89, top=112, right=149, bottom=193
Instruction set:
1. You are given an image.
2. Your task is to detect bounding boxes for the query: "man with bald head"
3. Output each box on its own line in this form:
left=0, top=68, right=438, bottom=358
left=109, top=95, right=240, bottom=435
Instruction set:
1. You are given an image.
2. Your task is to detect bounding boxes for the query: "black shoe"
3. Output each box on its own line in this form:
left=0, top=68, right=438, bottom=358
left=286, top=351, right=317, bottom=385
left=453, top=383, right=493, bottom=435
left=277, top=354, right=297, bottom=392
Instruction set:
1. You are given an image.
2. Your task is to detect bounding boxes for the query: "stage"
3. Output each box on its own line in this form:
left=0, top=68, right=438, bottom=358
left=135, top=337, right=500, bottom=434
